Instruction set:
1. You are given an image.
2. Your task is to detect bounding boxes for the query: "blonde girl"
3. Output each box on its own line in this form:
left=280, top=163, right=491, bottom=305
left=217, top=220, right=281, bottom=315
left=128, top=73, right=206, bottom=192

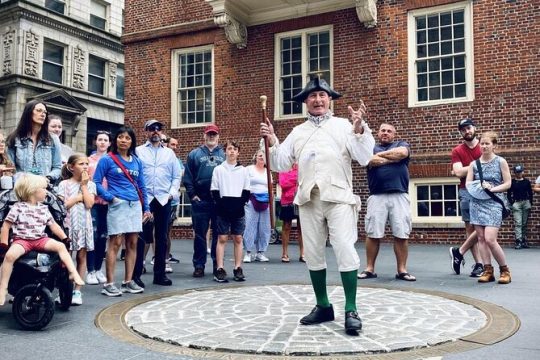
left=0, top=174, right=84, bottom=306
left=58, top=154, right=96, bottom=305
left=465, top=131, right=512, bottom=284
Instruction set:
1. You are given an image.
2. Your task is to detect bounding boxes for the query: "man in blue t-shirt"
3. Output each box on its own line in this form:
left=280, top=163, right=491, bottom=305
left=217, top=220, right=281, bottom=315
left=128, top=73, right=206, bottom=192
left=358, top=123, right=415, bottom=281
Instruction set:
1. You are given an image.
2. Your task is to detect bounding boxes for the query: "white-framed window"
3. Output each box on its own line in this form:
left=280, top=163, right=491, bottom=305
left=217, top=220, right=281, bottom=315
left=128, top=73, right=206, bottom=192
left=90, top=0, right=107, bottom=30
left=409, top=178, right=462, bottom=224
left=274, top=26, right=333, bottom=119
left=171, top=46, right=213, bottom=128
left=42, top=40, right=64, bottom=84
left=173, top=188, right=192, bottom=224
left=88, top=55, right=106, bottom=95
left=116, top=64, right=124, bottom=100
left=44, top=0, right=65, bottom=14
left=407, top=1, right=474, bottom=107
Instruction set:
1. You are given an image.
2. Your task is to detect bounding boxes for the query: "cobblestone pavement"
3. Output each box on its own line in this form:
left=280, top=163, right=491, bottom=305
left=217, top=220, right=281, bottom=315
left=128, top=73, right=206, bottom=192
left=125, top=285, right=486, bottom=356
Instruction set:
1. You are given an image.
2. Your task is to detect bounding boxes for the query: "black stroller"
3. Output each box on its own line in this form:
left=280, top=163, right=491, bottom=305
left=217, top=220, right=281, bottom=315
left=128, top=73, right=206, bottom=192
left=0, top=187, right=73, bottom=330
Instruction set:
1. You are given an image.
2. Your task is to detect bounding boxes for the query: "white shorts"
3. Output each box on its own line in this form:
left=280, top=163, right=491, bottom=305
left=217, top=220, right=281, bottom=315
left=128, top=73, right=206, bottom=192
left=365, top=193, right=411, bottom=239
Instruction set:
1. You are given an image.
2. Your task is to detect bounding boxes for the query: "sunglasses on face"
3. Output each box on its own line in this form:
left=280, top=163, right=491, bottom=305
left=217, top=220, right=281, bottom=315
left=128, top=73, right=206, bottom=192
left=147, top=125, right=163, bottom=132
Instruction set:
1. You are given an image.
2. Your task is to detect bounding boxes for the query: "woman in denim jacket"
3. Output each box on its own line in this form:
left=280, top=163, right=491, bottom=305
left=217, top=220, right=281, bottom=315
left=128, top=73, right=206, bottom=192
left=7, top=100, right=62, bottom=183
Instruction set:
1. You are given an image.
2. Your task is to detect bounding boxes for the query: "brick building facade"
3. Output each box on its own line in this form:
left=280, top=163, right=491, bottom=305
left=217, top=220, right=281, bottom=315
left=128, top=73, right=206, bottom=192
left=123, top=0, right=539, bottom=246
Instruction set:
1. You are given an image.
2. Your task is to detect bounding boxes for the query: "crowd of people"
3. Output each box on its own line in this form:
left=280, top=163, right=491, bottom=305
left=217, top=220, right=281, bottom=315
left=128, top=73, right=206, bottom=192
left=0, top=81, right=537, bottom=334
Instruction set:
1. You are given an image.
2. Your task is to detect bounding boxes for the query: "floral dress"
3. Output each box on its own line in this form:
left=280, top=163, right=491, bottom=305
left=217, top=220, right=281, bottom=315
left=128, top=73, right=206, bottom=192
left=470, top=156, right=508, bottom=228
left=58, top=180, right=96, bottom=251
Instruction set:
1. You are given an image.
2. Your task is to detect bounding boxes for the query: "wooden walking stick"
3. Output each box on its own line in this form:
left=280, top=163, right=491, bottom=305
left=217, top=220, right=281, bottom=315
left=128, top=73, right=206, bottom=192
left=260, top=95, right=275, bottom=231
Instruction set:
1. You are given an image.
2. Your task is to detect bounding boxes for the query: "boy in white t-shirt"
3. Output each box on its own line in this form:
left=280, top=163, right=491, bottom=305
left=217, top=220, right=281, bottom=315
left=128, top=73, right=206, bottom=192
left=210, top=141, right=250, bottom=282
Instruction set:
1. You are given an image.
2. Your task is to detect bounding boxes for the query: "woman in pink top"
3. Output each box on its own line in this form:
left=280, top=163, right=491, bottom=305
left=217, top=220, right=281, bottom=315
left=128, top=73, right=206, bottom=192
left=85, top=131, right=111, bottom=285
left=278, top=164, right=304, bottom=263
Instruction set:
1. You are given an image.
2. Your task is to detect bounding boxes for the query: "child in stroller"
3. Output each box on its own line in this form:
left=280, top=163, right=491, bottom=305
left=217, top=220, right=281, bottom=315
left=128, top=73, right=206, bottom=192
left=0, top=173, right=83, bottom=306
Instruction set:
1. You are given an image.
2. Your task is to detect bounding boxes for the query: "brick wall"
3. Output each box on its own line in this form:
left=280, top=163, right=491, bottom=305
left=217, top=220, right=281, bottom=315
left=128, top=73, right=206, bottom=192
left=124, top=0, right=539, bottom=246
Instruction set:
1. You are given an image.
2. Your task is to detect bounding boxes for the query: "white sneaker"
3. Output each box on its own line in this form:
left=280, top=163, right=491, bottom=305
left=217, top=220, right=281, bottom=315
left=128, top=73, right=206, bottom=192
left=95, top=270, right=107, bottom=284
left=71, top=290, right=82, bottom=305
left=85, top=271, right=99, bottom=285
left=255, top=253, right=269, bottom=262
left=243, top=253, right=252, bottom=263
left=165, top=264, right=173, bottom=273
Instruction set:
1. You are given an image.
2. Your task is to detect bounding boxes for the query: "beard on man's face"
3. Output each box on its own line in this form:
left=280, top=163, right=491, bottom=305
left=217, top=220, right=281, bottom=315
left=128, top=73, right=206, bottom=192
left=150, top=134, right=161, bottom=143
left=462, top=131, right=475, bottom=141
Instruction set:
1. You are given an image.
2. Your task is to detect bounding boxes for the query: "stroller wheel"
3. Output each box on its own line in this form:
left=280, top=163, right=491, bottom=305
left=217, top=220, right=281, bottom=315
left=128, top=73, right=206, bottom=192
left=269, top=229, right=281, bottom=244
left=12, top=284, right=55, bottom=331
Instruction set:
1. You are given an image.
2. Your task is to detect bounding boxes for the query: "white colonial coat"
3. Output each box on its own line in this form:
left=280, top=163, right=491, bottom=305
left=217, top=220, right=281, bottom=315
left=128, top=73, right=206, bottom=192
left=268, top=116, right=375, bottom=206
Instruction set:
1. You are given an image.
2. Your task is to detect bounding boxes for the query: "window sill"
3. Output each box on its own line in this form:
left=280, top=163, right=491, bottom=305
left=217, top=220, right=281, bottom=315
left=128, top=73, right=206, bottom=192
left=412, top=221, right=464, bottom=229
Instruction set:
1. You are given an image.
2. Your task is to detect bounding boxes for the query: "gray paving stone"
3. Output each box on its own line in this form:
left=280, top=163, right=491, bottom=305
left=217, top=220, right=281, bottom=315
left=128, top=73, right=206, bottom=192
left=125, top=284, right=486, bottom=356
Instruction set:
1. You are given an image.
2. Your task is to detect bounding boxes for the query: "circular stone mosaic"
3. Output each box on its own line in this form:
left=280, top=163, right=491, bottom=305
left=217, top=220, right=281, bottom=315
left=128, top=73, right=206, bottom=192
left=125, top=285, right=486, bottom=356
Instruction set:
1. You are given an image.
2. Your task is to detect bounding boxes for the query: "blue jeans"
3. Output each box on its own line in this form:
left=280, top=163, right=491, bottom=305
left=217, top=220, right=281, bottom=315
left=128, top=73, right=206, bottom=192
left=87, top=204, right=108, bottom=272
left=191, top=199, right=218, bottom=271
left=134, top=199, right=171, bottom=279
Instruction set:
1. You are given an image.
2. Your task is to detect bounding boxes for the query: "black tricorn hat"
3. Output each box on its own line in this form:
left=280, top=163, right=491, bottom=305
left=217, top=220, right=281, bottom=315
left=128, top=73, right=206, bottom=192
left=292, top=77, right=342, bottom=103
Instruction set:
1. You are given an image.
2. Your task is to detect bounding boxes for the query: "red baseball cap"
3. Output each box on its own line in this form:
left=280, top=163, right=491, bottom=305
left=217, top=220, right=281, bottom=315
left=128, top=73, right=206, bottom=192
left=204, top=124, right=220, bottom=134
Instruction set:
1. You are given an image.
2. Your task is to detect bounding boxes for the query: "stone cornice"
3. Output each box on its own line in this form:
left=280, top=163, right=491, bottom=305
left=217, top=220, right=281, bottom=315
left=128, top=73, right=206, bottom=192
left=0, top=2, right=123, bottom=53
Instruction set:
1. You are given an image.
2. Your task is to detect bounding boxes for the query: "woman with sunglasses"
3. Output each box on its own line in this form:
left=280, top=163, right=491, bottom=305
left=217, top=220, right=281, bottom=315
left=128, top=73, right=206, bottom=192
left=6, top=100, right=62, bottom=183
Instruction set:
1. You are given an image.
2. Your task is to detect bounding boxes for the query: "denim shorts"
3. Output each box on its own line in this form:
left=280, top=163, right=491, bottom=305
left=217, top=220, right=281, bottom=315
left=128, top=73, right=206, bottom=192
left=215, top=215, right=245, bottom=236
left=459, top=188, right=472, bottom=223
left=107, top=198, right=142, bottom=236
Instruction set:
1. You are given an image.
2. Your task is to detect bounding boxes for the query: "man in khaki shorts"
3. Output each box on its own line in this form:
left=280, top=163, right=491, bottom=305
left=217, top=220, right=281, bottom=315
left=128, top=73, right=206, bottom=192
left=358, top=123, right=415, bottom=281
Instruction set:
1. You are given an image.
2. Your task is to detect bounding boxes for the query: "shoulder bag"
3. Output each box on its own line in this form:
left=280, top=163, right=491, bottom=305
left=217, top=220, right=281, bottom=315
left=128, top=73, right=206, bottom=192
left=475, top=159, right=510, bottom=219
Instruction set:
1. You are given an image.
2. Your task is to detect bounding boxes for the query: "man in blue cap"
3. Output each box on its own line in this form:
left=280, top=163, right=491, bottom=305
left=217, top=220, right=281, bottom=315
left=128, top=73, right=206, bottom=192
left=260, top=77, right=375, bottom=334
left=507, top=164, right=532, bottom=249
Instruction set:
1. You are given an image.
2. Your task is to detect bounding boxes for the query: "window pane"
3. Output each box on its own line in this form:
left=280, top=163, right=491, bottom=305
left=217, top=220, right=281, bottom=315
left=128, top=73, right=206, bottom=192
left=454, top=24, right=464, bottom=38
left=440, top=12, right=452, bottom=26
left=416, top=16, right=426, bottom=30
left=430, top=202, right=443, bottom=216
left=91, top=0, right=107, bottom=17
left=428, top=43, right=439, bottom=56
left=428, top=59, right=440, bottom=71
left=442, top=70, right=453, bottom=85
left=416, top=30, right=426, bottom=44
left=417, top=60, right=427, bottom=73
left=418, top=202, right=429, bottom=216
left=444, top=201, right=457, bottom=216
left=441, top=57, right=453, bottom=70
left=429, top=87, right=440, bottom=100
left=88, top=76, right=104, bottom=94
left=116, top=65, right=124, bottom=100
left=418, top=88, right=428, bottom=101
left=444, top=184, right=457, bottom=199
left=44, top=42, right=63, bottom=63
left=442, top=85, right=453, bottom=99
left=440, top=26, right=452, bottom=41
left=89, top=56, right=105, bottom=76
left=417, top=74, right=427, bottom=87
left=454, top=55, right=465, bottom=68
left=417, top=186, right=429, bottom=200
left=430, top=186, right=443, bottom=200
left=455, top=84, right=466, bottom=97
left=441, top=41, right=453, bottom=55
left=417, top=45, right=426, bottom=58
left=455, top=69, right=465, bottom=83
left=429, top=72, right=440, bottom=86
left=453, top=10, right=464, bottom=24
left=427, top=15, right=439, bottom=28
left=454, top=39, right=465, bottom=53
left=90, top=15, right=106, bottom=30
left=43, top=63, right=63, bottom=84
left=45, top=0, right=65, bottom=14
left=428, top=29, right=439, bottom=42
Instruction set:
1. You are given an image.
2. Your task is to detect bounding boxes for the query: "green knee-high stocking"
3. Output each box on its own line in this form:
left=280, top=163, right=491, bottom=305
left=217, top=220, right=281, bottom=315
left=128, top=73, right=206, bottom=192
left=309, top=269, right=331, bottom=308
left=340, top=270, right=358, bottom=312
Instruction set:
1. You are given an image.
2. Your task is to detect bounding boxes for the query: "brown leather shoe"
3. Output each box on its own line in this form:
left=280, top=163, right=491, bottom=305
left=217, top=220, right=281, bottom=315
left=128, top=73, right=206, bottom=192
left=478, top=264, right=495, bottom=283
left=498, top=265, right=511, bottom=284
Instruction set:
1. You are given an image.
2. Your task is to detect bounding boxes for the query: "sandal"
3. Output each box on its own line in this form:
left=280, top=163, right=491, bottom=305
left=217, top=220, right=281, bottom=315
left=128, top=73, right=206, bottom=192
left=395, top=272, right=416, bottom=282
left=357, top=270, right=377, bottom=279
left=281, top=256, right=290, bottom=263
left=299, top=256, right=306, bottom=263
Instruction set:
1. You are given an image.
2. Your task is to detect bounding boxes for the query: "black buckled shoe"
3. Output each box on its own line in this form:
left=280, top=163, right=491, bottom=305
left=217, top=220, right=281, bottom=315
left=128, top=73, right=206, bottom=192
left=300, top=304, right=334, bottom=325
left=153, top=276, right=172, bottom=286
left=345, top=311, right=362, bottom=334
